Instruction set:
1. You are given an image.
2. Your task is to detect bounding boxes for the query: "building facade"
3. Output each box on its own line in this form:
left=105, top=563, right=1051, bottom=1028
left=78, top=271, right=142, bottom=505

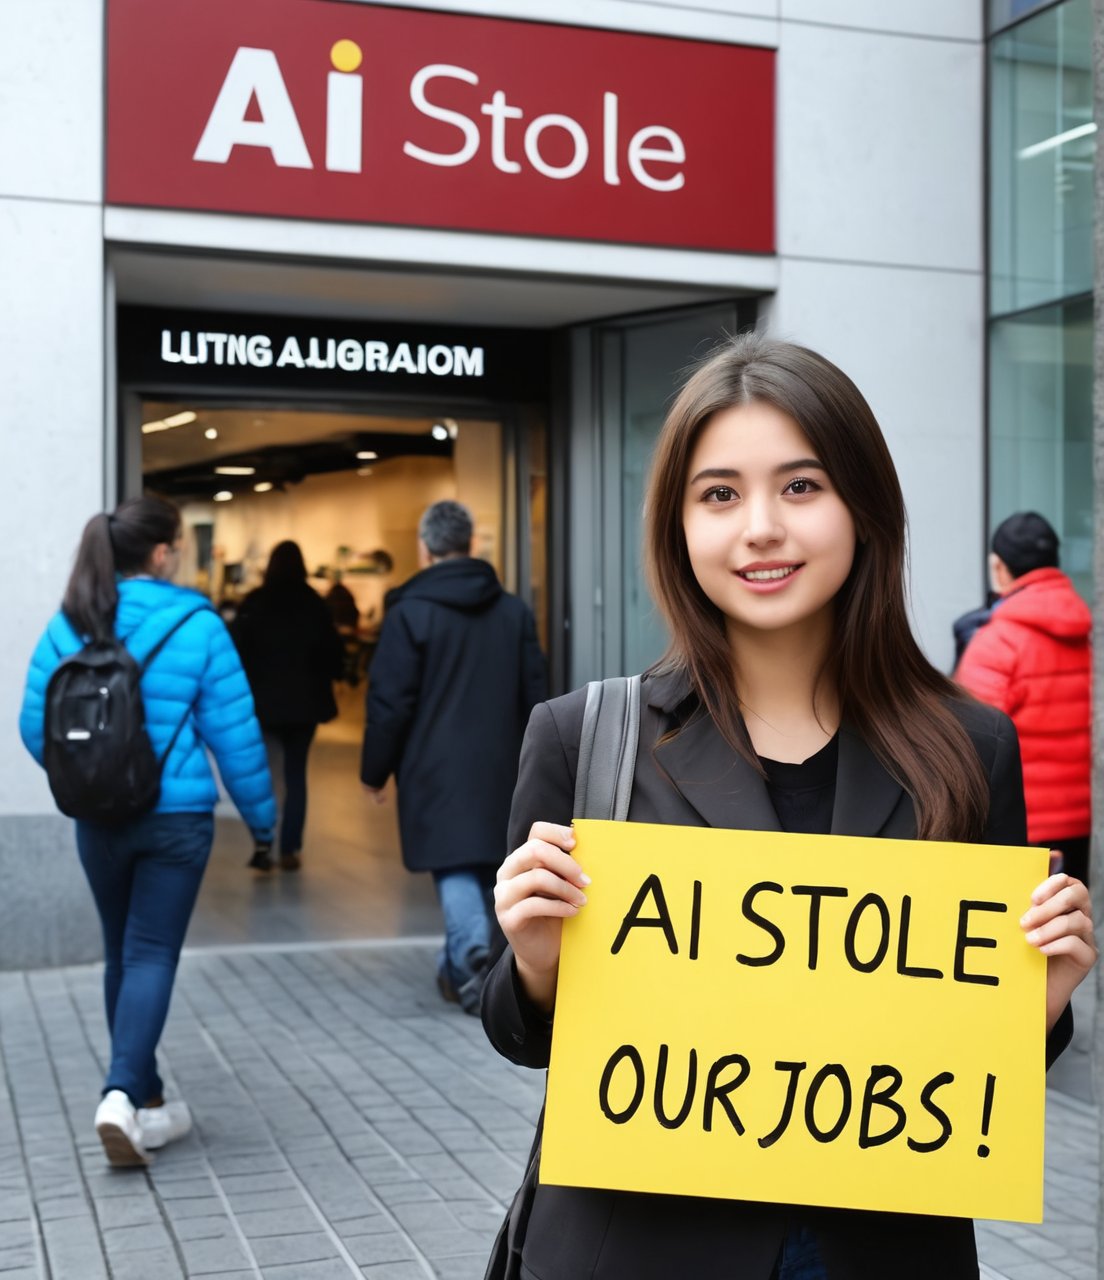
left=987, top=0, right=1093, bottom=600
left=3, top=0, right=995, bottom=966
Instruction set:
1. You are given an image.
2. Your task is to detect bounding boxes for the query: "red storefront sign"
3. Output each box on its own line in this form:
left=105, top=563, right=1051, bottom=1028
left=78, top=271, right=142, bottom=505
left=106, top=0, right=774, bottom=254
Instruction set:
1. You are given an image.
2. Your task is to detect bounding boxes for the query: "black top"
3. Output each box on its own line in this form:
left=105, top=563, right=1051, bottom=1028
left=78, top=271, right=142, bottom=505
left=759, top=734, right=839, bottom=836
left=231, top=583, right=344, bottom=727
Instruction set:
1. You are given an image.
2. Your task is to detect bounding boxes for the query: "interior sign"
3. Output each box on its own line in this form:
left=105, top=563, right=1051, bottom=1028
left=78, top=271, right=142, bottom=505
left=158, top=329, right=484, bottom=378
left=117, top=306, right=547, bottom=399
left=544, top=820, right=1048, bottom=1223
left=106, top=0, right=774, bottom=254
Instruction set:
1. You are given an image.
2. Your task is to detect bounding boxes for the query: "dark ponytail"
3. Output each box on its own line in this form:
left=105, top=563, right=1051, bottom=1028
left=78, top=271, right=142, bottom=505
left=62, top=496, right=181, bottom=641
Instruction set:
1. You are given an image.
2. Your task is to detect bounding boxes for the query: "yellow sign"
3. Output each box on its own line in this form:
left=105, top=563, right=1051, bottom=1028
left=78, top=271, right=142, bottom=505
left=542, top=820, right=1048, bottom=1222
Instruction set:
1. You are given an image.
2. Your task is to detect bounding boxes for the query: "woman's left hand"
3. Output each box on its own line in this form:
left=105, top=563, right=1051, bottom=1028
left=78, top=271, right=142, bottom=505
left=1021, top=872, right=1097, bottom=1033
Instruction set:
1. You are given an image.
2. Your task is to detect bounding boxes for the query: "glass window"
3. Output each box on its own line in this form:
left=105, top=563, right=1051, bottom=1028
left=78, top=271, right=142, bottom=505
left=989, top=0, right=1065, bottom=34
left=988, top=294, right=1092, bottom=600
left=989, top=0, right=1093, bottom=315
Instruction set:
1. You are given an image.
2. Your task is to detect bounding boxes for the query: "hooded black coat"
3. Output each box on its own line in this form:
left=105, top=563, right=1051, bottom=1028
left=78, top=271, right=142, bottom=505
left=232, top=582, right=344, bottom=727
left=360, top=557, right=547, bottom=873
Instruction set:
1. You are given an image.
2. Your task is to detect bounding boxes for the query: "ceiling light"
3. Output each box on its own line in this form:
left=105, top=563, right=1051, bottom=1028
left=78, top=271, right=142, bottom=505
left=214, top=465, right=256, bottom=476
left=213, top=491, right=233, bottom=502
left=431, top=424, right=449, bottom=441
left=204, top=427, right=218, bottom=440
left=141, top=412, right=198, bottom=434
left=356, top=450, right=378, bottom=460
left=253, top=482, right=274, bottom=493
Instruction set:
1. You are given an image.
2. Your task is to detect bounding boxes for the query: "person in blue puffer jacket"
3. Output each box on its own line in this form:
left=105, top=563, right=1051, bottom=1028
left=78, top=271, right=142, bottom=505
left=19, top=495, right=275, bottom=1167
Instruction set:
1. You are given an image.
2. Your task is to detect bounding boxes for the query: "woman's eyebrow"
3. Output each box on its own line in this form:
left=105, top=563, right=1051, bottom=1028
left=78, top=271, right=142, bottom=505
left=686, top=459, right=826, bottom=486
left=687, top=467, right=739, bottom=485
left=775, top=458, right=825, bottom=474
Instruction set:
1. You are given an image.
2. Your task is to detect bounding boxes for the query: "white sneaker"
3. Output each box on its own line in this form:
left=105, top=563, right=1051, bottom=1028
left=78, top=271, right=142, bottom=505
left=137, top=1100, right=192, bottom=1150
left=94, top=1090, right=149, bottom=1167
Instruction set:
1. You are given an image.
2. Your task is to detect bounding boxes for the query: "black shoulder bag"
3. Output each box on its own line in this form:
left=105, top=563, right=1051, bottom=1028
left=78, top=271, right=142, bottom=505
left=43, top=606, right=208, bottom=824
left=484, top=674, right=642, bottom=1280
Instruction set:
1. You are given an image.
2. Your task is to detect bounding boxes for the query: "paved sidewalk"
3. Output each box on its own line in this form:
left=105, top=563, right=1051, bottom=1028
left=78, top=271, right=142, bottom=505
left=978, top=1089, right=1099, bottom=1280
left=0, top=943, right=1096, bottom=1279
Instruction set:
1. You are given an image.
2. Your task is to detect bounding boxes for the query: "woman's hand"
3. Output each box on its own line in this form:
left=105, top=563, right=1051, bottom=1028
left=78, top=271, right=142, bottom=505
left=495, top=822, right=589, bottom=1014
left=1021, top=872, right=1097, bottom=1034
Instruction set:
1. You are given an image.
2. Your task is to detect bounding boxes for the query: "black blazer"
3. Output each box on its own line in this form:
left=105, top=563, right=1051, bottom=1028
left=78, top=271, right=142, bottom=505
left=482, top=669, right=1073, bottom=1280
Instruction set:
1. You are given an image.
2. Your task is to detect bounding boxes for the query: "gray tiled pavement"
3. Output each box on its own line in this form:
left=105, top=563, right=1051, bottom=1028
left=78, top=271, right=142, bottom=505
left=0, top=942, right=1097, bottom=1279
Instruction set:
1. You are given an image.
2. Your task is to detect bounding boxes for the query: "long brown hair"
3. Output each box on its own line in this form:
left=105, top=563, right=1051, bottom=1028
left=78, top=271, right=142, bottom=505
left=644, top=333, right=988, bottom=841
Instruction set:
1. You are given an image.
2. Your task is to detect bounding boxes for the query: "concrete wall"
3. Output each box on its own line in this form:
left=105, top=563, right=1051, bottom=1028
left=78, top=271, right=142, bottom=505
left=0, top=0, right=106, bottom=962
left=768, top=8, right=985, bottom=661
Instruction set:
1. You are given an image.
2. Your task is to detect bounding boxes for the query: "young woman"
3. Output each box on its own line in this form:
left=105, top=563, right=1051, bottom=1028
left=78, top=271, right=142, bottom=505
left=482, top=336, right=1095, bottom=1280
left=20, top=496, right=275, bottom=1166
left=232, top=540, right=344, bottom=871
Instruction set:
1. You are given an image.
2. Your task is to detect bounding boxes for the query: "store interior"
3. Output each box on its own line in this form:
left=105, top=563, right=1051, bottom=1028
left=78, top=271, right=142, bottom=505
left=141, top=398, right=536, bottom=948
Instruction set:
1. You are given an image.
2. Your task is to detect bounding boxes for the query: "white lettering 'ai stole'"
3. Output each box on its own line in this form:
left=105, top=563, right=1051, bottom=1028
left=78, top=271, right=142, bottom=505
left=195, top=40, right=365, bottom=174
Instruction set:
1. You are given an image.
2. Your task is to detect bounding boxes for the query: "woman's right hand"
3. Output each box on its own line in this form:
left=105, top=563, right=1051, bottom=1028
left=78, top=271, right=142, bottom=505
left=494, top=821, right=589, bottom=1014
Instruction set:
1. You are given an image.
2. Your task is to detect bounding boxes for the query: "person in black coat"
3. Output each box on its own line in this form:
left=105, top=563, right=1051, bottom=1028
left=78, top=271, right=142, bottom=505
left=325, top=574, right=360, bottom=631
left=361, top=500, right=546, bottom=1011
left=485, top=336, right=1095, bottom=1279
left=232, top=541, right=344, bottom=871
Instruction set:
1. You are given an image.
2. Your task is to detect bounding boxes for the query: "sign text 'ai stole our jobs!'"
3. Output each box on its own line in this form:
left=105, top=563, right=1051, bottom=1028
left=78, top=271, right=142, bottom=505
left=543, top=821, right=1049, bottom=1222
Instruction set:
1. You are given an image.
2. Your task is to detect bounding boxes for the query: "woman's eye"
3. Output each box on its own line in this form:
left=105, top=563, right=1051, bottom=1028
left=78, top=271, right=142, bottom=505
left=704, top=486, right=737, bottom=504
left=784, top=477, right=821, bottom=497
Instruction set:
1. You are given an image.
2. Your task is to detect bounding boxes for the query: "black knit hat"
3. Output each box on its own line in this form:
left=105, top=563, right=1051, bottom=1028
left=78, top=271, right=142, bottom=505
left=991, top=511, right=1059, bottom=578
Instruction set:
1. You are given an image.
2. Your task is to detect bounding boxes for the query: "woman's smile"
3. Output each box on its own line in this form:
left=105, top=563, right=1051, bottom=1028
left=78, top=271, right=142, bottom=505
left=734, top=560, right=806, bottom=590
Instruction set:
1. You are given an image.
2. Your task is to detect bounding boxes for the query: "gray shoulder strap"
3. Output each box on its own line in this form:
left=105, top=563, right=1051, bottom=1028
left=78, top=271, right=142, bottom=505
left=573, top=674, right=642, bottom=822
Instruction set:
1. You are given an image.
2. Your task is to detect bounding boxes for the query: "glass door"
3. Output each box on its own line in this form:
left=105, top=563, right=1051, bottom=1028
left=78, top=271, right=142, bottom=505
left=567, top=301, right=755, bottom=684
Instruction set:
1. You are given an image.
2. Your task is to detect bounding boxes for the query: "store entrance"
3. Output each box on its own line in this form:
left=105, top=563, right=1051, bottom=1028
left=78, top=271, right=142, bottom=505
left=132, top=390, right=548, bottom=950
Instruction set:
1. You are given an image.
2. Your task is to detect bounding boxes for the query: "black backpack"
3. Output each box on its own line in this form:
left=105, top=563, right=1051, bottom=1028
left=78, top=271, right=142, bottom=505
left=43, top=607, right=207, bottom=824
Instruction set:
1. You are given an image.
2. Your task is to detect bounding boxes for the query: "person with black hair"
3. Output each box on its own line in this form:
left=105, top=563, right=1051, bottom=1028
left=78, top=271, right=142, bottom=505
left=325, top=572, right=360, bottom=632
left=956, top=512, right=1092, bottom=884
left=361, top=501, right=547, bottom=1012
left=232, top=540, right=344, bottom=871
left=19, top=496, right=275, bottom=1166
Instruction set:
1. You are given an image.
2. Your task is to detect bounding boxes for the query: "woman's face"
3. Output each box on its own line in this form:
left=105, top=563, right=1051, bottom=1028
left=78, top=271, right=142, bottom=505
left=681, top=400, right=856, bottom=644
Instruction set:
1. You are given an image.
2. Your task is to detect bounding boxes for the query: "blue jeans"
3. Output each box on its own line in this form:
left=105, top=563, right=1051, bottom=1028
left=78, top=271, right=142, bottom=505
left=264, top=725, right=316, bottom=856
left=76, top=811, right=213, bottom=1106
left=432, top=865, right=496, bottom=987
left=774, top=1225, right=829, bottom=1280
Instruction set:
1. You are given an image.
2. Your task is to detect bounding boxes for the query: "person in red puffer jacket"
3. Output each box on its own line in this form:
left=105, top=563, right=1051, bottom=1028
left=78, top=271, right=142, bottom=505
left=955, top=511, right=1092, bottom=882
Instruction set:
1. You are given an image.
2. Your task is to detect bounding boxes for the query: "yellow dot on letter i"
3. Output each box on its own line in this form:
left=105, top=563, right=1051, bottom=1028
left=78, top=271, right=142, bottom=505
left=331, top=40, right=363, bottom=74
